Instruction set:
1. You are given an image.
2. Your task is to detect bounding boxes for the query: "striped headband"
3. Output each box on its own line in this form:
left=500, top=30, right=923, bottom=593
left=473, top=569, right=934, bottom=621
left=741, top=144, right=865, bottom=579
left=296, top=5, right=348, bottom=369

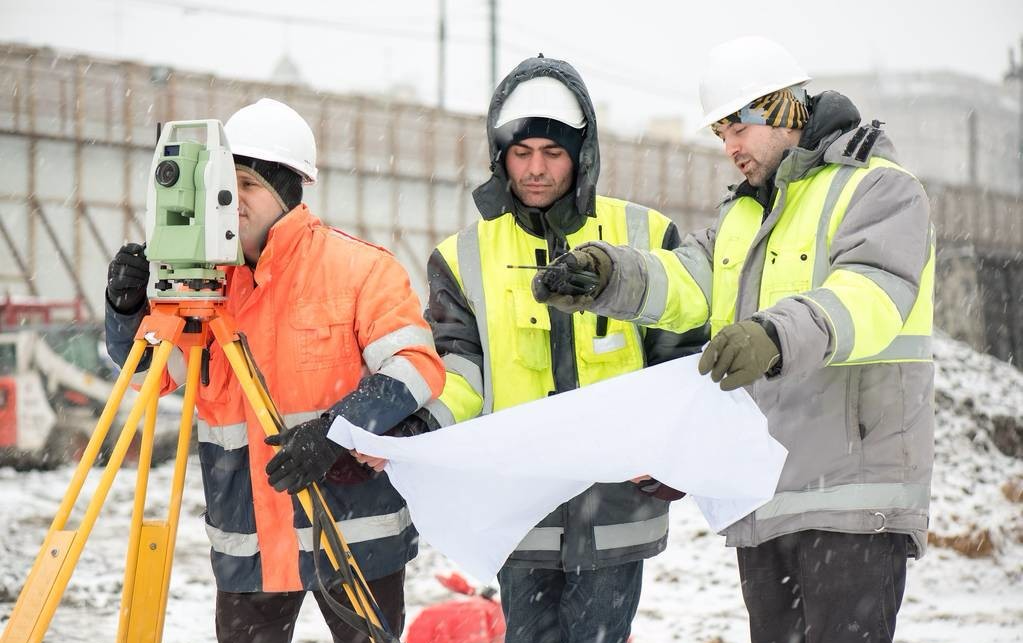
left=713, top=85, right=809, bottom=135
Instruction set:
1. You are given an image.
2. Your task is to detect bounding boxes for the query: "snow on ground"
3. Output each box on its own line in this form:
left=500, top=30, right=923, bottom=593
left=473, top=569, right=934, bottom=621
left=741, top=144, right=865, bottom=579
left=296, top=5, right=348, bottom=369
left=1, top=335, right=1021, bottom=642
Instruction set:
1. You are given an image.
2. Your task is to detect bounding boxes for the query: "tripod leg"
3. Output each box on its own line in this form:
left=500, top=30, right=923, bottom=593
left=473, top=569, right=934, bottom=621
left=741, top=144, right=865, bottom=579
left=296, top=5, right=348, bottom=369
left=117, top=346, right=201, bottom=643
left=154, top=345, right=202, bottom=641
left=117, top=388, right=160, bottom=643
left=209, top=328, right=385, bottom=633
left=1, top=341, right=175, bottom=643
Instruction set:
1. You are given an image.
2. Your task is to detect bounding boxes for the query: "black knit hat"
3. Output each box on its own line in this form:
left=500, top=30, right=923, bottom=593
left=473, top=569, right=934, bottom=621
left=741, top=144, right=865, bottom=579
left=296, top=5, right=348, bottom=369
left=234, top=155, right=303, bottom=212
left=495, top=117, right=585, bottom=169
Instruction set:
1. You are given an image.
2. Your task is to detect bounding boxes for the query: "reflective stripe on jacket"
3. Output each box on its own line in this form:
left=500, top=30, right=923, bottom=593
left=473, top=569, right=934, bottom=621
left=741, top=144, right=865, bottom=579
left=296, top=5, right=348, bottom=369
left=105, top=205, right=444, bottom=590
left=584, top=126, right=935, bottom=555
left=424, top=195, right=693, bottom=571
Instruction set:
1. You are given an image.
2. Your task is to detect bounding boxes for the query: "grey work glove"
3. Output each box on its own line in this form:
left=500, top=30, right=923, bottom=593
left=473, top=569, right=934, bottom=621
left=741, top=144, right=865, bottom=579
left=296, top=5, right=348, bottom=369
left=264, top=415, right=346, bottom=494
left=698, top=320, right=781, bottom=392
left=531, top=246, right=613, bottom=313
left=106, top=243, right=150, bottom=314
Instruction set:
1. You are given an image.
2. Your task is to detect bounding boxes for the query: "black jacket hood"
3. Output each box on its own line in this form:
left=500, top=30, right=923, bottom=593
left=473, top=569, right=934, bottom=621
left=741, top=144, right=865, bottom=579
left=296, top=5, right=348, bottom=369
left=472, top=56, right=600, bottom=224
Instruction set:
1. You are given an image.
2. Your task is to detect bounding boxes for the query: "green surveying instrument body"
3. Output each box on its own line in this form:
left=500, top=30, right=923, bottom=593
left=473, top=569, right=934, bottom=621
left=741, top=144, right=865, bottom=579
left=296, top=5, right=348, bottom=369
left=144, top=119, right=243, bottom=295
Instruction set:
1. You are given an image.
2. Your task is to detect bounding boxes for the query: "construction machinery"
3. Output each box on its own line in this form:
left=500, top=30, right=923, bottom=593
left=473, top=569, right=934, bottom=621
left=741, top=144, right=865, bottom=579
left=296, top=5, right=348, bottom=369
left=0, top=296, right=182, bottom=469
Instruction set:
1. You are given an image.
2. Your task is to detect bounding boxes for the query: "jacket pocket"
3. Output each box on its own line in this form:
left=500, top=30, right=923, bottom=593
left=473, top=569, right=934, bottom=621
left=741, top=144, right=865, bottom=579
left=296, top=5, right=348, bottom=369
left=576, top=313, right=641, bottom=366
left=761, top=239, right=815, bottom=309
left=288, top=296, right=357, bottom=371
left=507, top=288, right=551, bottom=371
left=856, top=363, right=906, bottom=471
left=709, top=246, right=745, bottom=334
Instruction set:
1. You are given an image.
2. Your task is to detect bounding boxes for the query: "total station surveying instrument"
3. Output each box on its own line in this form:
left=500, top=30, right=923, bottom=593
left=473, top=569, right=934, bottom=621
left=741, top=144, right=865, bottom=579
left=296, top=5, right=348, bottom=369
left=2, top=121, right=397, bottom=643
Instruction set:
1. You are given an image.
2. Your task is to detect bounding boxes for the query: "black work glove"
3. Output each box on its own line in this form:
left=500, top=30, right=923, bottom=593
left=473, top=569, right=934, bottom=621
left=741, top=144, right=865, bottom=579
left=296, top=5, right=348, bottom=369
left=698, top=320, right=781, bottom=392
left=531, top=246, right=613, bottom=313
left=635, top=478, right=687, bottom=502
left=265, top=415, right=345, bottom=494
left=323, top=415, right=428, bottom=485
left=106, top=242, right=150, bottom=314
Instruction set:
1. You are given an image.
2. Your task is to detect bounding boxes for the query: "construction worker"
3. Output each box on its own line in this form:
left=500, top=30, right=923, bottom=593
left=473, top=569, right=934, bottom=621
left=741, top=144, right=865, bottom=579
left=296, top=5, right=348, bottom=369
left=104, top=97, right=445, bottom=643
left=534, top=36, right=935, bottom=643
left=405, top=56, right=695, bottom=643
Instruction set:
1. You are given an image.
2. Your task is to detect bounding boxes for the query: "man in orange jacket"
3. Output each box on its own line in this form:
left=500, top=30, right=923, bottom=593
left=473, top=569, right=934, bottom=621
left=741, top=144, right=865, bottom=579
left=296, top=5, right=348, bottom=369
left=104, top=98, right=445, bottom=643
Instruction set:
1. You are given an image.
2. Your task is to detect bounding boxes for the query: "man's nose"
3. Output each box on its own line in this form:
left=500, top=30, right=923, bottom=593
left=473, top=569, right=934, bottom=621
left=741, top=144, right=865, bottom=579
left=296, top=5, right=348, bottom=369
left=526, top=151, right=546, bottom=176
left=724, top=135, right=741, bottom=160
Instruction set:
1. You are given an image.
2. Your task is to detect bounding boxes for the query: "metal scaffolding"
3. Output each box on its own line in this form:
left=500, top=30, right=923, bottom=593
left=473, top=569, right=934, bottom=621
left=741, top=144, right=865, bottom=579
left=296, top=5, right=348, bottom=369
left=0, top=43, right=1020, bottom=328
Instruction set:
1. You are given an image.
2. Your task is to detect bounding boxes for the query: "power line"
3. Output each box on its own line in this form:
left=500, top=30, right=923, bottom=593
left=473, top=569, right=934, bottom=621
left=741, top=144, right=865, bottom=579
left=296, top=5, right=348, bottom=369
left=499, top=18, right=694, bottom=102
left=118, top=0, right=491, bottom=45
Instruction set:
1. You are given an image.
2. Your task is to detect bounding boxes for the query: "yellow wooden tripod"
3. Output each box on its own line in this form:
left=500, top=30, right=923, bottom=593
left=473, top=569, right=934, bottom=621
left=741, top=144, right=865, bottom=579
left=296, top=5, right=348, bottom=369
left=1, top=298, right=394, bottom=643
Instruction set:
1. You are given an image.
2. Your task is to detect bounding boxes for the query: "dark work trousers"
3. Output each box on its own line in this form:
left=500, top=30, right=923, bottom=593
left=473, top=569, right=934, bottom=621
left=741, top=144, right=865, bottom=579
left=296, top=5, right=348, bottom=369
left=215, top=568, right=405, bottom=643
left=497, top=560, right=643, bottom=643
left=736, top=530, right=909, bottom=643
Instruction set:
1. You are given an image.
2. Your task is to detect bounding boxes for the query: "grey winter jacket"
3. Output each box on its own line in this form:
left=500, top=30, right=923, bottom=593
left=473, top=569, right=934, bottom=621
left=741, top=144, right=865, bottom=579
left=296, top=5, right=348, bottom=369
left=575, top=94, right=935, bottom=556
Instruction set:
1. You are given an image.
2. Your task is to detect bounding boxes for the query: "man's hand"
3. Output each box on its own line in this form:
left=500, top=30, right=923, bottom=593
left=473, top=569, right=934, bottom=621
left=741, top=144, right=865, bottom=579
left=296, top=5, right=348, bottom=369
left=698, top=320, right=780, bottom=391
left=633, top=476, right=687, bottom=502
left=328, top=414, right=429, bottom=482
left=352, top=450, right=388, bottom=472
left=531, top=246, right=613, bottom=313
left=264, top=416, right=345, bottom=494
left=324, top=450, right=377, bottom=485
left=106, top=243, right=150, bottom=314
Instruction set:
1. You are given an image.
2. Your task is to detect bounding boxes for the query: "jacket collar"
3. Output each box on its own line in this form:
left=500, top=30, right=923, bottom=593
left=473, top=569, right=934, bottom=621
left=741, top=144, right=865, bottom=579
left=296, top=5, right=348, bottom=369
left=252, top=204, right=317, bottom=285
left=723, top=90, right=868, bottom=207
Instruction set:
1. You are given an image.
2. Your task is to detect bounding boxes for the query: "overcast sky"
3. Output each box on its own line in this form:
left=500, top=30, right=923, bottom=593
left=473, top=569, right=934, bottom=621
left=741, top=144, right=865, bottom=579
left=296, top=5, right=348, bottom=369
left=1, top=0, right=1020, bottom=136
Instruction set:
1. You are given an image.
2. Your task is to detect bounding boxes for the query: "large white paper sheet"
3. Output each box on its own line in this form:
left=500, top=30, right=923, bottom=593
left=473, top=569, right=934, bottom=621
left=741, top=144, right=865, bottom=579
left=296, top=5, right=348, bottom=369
left=328, top=354, right=786, bottom=581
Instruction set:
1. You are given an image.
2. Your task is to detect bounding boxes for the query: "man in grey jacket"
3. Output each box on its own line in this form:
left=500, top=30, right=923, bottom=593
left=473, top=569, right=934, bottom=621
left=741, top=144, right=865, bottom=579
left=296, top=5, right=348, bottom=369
left=534, top=36, right=935, bottom=643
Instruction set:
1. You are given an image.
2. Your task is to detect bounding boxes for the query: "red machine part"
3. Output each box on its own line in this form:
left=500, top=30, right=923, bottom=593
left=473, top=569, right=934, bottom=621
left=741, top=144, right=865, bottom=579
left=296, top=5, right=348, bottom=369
left=406, top=573, right=506, bottom=643
left=0, top=377, right=16, bottom=447
left=0, top=295, right=83, bottom=329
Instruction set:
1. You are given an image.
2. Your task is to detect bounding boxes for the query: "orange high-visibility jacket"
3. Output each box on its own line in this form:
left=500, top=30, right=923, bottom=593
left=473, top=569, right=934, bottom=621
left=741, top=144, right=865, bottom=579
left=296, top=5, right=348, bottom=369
left=106, top=205, right=444, bottom=591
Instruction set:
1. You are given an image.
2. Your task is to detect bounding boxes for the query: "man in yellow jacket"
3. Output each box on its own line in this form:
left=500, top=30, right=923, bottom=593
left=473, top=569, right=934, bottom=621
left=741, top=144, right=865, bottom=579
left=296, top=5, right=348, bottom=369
left=105, top=98, right=445, bottom=643
left=535, top=37, right=935, bottom=643
left=408, top=56, right=697, bottom=643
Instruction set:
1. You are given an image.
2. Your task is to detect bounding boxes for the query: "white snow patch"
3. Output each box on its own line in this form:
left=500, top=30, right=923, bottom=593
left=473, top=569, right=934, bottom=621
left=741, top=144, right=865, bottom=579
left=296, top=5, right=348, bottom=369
left=1, top=336, right=1021, bottom=642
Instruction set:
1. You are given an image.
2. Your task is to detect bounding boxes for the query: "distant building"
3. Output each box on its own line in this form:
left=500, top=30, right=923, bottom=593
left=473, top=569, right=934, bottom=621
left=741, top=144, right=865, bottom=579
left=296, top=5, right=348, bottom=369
left=644, top=116, right=686, bottom=144
left=810, top=70, right=1021, bottom=196
left=270, top=53, right=307, bottom=88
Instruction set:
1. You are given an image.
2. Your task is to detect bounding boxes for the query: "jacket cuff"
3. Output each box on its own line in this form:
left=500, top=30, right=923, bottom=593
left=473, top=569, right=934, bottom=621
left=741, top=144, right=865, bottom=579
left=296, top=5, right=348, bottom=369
left=753, top=297, right=832, bottom=378
left=575, top=241, right=650, bottom=321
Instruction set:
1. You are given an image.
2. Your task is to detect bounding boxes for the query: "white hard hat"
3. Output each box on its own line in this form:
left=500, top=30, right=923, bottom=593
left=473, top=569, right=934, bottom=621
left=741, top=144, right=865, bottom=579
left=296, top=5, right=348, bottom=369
left=698, top=36, right=810, bottom=130
left=496, top=76, right=586, bottom=130
left=225, top=98, right=318, bottom=184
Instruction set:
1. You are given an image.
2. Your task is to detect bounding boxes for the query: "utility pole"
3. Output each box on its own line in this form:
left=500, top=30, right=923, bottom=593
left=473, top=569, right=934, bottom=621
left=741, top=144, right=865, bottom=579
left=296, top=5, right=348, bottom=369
left=1006, top=37, right=1023, bottom=196
left=967, top=108, right=978, bottom=188
left=489, top=0, right=498, bottom=90
left=438, top=0, right=446, bottom=109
